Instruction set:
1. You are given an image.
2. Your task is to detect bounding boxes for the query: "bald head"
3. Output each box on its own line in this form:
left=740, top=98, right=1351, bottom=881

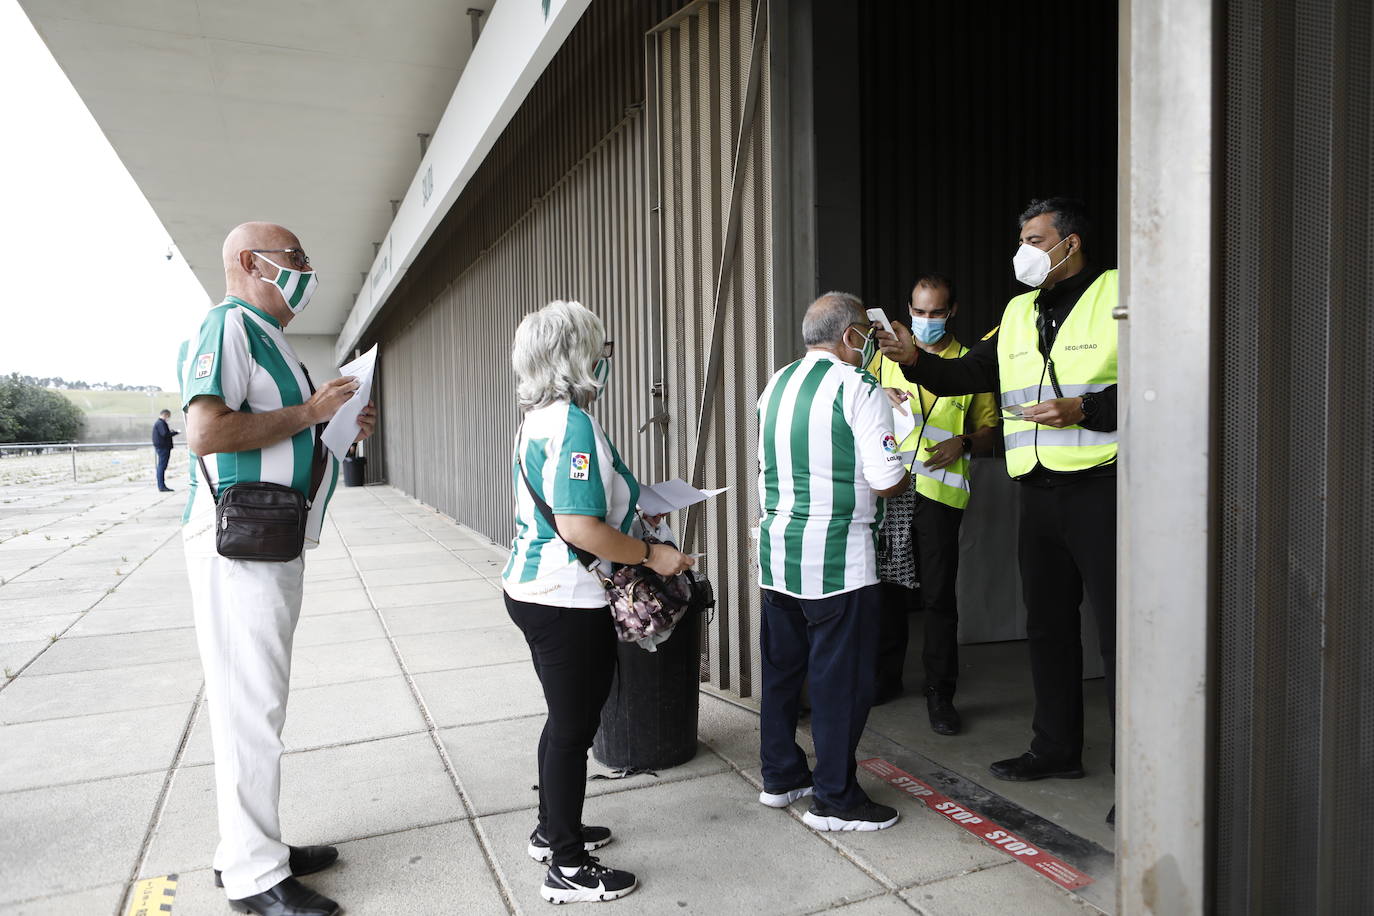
left=802, top=291, right=866, bottom=348
left=222, top=222, right=298, bottom=280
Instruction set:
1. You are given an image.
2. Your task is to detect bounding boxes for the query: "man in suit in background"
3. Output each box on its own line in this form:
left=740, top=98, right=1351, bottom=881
left=152, top=408, right=178, bottom=491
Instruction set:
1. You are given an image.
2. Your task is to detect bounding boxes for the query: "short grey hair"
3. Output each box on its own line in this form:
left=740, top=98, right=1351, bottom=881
left=801, top=291, right=866, bottom=347
left=512, top=300, right=606, bottom=411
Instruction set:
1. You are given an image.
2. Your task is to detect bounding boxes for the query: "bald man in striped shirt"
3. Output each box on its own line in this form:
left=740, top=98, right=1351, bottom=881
left=754, top=292, right=911, bottom=833
left=180, top=223, right=375, bottom=916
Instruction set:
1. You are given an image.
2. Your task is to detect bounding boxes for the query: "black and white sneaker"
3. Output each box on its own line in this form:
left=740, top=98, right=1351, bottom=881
left=540, top=858, right=637, bottom=905
left=802, top=800, right=900, bottom=832
left=758, top=779, right=814, bottom=808
left=527, top=825, right=613, bottom=863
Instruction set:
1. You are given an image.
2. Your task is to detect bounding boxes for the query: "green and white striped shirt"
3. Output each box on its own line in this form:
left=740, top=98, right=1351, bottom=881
left=178, top=297, right=339, bottom=557
left=756, top=351, right=906, bottom=598
left=502, top=400, right=640, bottom=608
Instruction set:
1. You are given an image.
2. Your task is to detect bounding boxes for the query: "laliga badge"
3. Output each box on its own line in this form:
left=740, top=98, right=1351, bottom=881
left=569, top=452, right=591, bottom=480
left=881, top=433, right=898, bottom=453
left=195, top=353, right=214, bottom=379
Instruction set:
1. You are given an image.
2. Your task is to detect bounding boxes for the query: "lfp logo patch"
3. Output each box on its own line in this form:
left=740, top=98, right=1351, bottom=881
left=881, top=433, right=898, bottom=453
left=194, top=353, right=214, bottom=380
left=569, top=452, right=591, bottom=480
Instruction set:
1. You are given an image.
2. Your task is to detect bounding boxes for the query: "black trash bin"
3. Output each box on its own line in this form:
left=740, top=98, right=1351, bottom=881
left=592, top=602, right=704, bottom=771
left=342, top=456, right=367, bottom=487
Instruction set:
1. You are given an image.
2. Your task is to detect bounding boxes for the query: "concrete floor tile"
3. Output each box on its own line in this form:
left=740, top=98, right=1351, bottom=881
left=392, top=625, right=528, bottom=674
left=64, top=603, right=190, bottom=636
left=377, top=594, right=506, bottom=636
left=22, top=627, right=199, bottom=676
left=0, top=612, right=79, bottom=645
left=0, top=883, right=126, bottom=915
left=0, top=639, right=46, bottom=675
left=823, top=894, right=921, bottom=915
left=290, top=638, right=401, bottom=689
left=480, top=771, right=885, bottom=915
left=351, top=550, right=466, bottom=572
left=347, top=542, right=453, bottom=561
left=0, top=658, right=203, bottom=724
left=300, top=587, right=374, bottom=616
left=359, top=561, right=488, bottom=589
left=412, top=661, right=545, bottom=728
left=293, top=609, right=385, bottom=647
left=0, top=772, right=164, bottom=904
left=699, top=692, right=776, bottom=770
left=440, top=714, right=732, bottom=817
left=367, top=580, right=489, bottom=609
left=900, top=861, right=1100, bottom=915
left=0, top=702, right=192, bottom=791
left=142, top=733, right=466, bottom=878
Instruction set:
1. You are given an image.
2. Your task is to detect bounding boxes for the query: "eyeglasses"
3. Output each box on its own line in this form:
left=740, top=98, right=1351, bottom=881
left=602, top=340, right=615, bottom=358
left=250, top=248, right=311, bottom=270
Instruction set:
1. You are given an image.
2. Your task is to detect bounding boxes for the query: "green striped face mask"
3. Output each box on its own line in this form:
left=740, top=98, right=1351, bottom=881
left=255, top=254, right=319, bottom=314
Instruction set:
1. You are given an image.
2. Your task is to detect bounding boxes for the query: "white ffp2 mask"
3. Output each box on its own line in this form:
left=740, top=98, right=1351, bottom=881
left=1012, top=237, right=1071, bottom=288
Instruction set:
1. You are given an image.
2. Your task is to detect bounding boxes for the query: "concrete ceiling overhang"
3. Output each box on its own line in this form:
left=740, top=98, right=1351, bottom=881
left=18, top=0, right=491, bottom=338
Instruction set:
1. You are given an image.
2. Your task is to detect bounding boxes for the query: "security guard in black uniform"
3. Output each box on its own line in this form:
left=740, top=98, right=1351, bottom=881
left=876, top=197, right=1119, bottom=825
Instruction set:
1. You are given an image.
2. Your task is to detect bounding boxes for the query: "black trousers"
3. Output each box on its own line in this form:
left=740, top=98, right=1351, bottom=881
left=913, top=495, right=964, bottom=697
left=760, top=585, right=880, bottom=811
left=1018, top=475, right=1117, bottom=764
left=155, top=447, right=171, bottom=489
left=876, top=495, right=964, bottom=697
left=505, top=594, right=617, bottom=867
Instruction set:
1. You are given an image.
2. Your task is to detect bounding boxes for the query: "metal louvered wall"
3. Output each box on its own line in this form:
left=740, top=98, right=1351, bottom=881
left=359, top=0, right=775, bottom=698
left=654, top=0, right=772, bottom=696
left=1216, top=0, right=1374, bottom=911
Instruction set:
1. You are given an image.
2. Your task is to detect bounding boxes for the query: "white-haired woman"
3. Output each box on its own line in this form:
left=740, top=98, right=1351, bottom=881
left=503, top=300, right=693, bottom=905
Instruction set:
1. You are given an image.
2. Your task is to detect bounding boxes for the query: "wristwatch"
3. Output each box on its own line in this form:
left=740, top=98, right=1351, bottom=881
left=958, top=434, right=972, bottom=452
left=1080, top=392, right=1100, bottom=423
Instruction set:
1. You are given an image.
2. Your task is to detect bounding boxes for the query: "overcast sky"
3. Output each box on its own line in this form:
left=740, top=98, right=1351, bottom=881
left=0, top=0, right=210, bottom=391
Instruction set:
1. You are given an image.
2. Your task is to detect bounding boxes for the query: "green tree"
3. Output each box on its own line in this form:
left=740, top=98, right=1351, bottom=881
left=0, top=374, right=85, bottom=443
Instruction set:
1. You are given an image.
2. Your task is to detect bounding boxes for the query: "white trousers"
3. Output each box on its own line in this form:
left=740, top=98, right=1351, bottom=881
left=186, top=552, right=305, bottom=899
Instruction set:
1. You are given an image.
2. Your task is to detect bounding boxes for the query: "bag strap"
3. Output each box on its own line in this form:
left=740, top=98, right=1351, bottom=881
left=514, top=431, right=602, bottom=573
left=195, top=364, right=329, bottom=506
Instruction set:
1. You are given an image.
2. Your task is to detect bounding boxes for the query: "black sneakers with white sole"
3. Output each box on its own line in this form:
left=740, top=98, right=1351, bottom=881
left=758, top=780, right=815, bottom=808
left=802, top=800, right=900, bottom=832
left=527, top=825, right=613, bottom=863
left=540, top=858, right=637, bottom=905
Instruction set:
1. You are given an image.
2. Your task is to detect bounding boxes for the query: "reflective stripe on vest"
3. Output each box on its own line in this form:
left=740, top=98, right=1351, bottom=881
left=878, top=347, right=973, bottom=510
left=997, top=269, right=1119, bottom=478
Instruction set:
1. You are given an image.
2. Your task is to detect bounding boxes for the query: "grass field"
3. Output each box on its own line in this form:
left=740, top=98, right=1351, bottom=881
left=53, top=389, right=180, bottom=416
left=0, top=447, right=188, bottom=488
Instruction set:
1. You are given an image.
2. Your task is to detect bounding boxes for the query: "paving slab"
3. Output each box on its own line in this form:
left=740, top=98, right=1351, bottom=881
left=0, top=701, right=192, bottom=791
left=21, top=627, right=199, bottom=676
left=300, top=587, right=375, bottom=616
left=391, top=625, right=529, bottom=674
left=143, top=733, right=466, bottom=878
left=411, top=661, right=545, bottom=728
left=359, top=561, right=489, bottom=589
left=290, top=637, right=402, bottom=689
left=900, top=861, right=1102, bottom=915
left=440, top=714, right=732, bottom=817
left=366, top=579, right=495, bottom=609
left=480, top=771, right=886, bottom=915
left=0, top=639, right=47, bottom=676
left=64, top=602, right=191, bottom=637
left=293, top=609, right=386, bottom=647
left=0, top=657, right=203, bottom=724
left=0, top=883, right=126, bottom=916
left=821, top=894, right=921, bottom=915
left=376, top=593, right=507, bottom=636
left=0, top=612, right=80, bottom=645
left=0, top=771, right=165, bottom=904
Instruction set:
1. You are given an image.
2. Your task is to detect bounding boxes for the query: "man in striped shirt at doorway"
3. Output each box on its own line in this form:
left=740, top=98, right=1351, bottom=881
left=754, top=292, right=912, bottom=832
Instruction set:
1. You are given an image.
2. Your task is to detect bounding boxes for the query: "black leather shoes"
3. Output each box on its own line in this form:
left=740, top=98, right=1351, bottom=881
left=215, top=845, right=338, bottom=888
left=926, top=691, right=961, bottom=735
left=989, top=752, right=1086, bottom=781
left=228, top=877, right=338, bottom=916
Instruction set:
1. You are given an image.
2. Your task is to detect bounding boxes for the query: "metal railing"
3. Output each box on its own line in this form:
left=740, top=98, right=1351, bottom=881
left=0, top=441, right=186, bottom=483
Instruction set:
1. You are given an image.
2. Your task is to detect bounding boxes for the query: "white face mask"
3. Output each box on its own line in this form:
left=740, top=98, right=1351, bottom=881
left=1012, top=236, right=1071, bottom=288
left=255, top=253, right=319, bottom=314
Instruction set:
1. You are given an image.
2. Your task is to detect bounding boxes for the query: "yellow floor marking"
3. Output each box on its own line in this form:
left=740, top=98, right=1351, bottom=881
left=125, top=874, right=178, bottom=916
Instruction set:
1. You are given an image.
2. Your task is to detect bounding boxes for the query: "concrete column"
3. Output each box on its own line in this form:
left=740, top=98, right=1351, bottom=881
left=1117, top=0, right=1215, bottom=912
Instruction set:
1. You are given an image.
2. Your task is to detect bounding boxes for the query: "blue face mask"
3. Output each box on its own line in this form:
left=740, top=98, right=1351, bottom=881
left=909, top=314, right=948, bottom=345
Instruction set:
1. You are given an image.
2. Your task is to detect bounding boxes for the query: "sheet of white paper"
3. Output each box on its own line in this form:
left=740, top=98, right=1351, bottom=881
left=637, top=478, right=729, bottom=515
left=893, top=403, right=917, bottom=441
left=321, top=344, right=378, bottom=460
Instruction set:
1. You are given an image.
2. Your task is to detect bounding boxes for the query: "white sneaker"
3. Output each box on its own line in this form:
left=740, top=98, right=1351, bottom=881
left=758, top=782, right=815, bottom=808
left=540, top=858, right=637, bottom=905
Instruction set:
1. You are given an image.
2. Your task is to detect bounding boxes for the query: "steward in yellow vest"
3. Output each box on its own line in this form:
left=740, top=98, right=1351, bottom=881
left=873, top=199, right=1120, bottom=825
left=869, top=274, right=997, bottom=736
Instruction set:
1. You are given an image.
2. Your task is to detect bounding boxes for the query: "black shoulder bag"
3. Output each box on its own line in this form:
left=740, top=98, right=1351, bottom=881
left=197, top=366, right=329, bottom=562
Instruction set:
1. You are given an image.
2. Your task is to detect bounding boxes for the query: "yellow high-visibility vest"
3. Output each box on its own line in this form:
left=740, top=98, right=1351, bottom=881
left=997, top=269, right=1119, bottom=478
left=876, top=347, right=974, bottom=510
